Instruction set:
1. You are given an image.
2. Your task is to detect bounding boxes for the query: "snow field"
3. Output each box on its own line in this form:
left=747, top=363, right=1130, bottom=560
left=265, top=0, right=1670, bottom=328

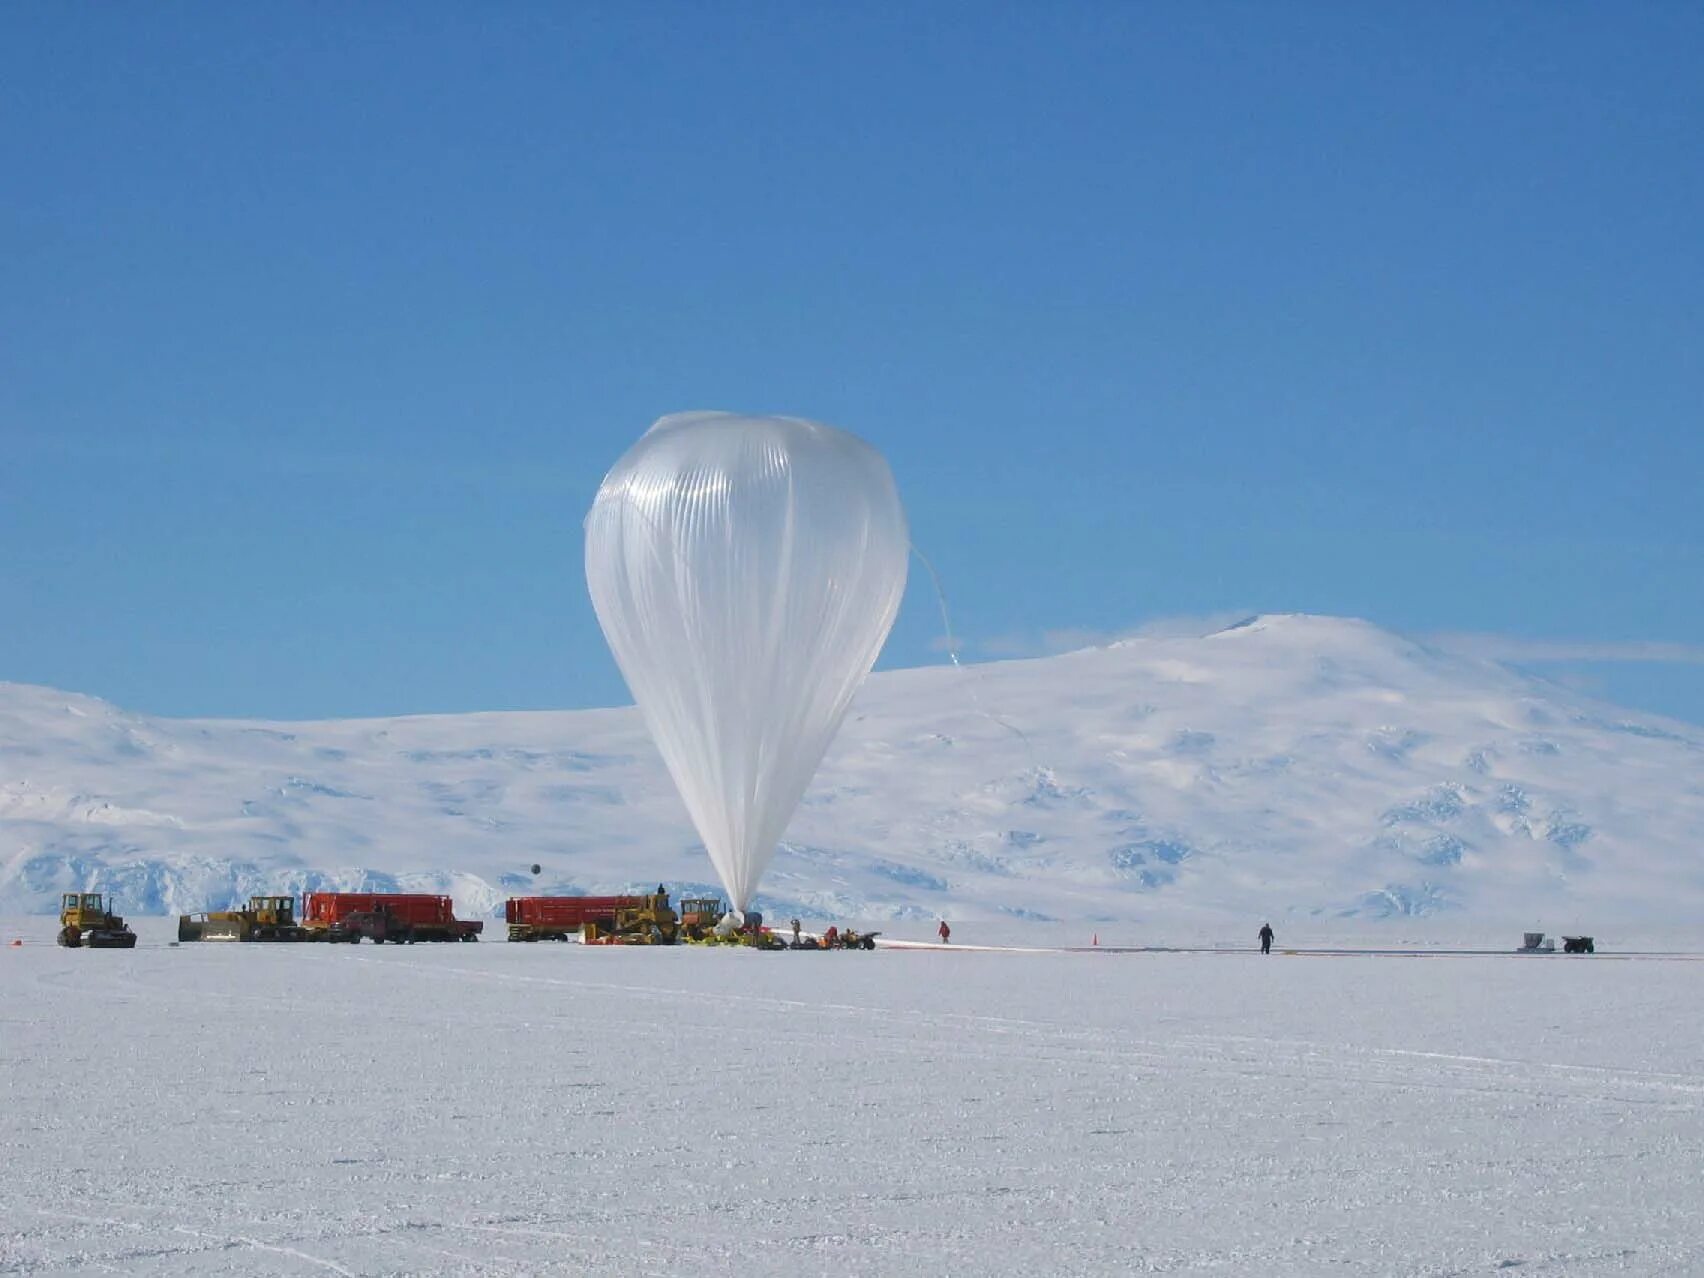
left=2, top=921, right=1701, bottom=1275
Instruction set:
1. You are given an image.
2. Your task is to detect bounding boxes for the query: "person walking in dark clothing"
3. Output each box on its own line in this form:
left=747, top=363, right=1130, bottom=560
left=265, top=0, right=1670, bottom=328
left=1258, top=923, right=1275, bottom=955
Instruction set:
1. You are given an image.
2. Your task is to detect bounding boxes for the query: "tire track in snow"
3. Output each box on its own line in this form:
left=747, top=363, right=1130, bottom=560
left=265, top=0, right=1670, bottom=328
left=345, top=952, right=1704, bottom=1105
left=26, top=1207, right=358, bottom=1276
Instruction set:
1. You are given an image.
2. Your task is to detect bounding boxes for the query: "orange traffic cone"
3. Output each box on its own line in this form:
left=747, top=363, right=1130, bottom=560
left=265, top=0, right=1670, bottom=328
left=1092, top=933, right=1099, bottom=947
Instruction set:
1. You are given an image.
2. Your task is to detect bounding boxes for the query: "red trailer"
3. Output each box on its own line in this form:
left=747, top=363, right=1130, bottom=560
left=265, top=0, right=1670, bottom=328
left=504, top=891, right=677, bottom=943
left=302, top=892, right=483, bottom=943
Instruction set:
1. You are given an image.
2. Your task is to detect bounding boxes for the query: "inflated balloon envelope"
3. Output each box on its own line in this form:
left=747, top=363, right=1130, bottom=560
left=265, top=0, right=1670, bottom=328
left=585, top=412, right=909, bottom=914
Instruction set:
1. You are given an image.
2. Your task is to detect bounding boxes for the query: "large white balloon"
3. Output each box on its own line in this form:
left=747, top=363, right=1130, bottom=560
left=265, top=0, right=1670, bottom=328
left=585, top=412, right=909, bottom=913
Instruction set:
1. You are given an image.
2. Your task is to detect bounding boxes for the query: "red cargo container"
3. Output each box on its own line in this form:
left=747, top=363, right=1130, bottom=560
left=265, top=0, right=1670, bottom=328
left=504, top=893, right=675, bottom=942
left=302, top=892, right=483, bottom=942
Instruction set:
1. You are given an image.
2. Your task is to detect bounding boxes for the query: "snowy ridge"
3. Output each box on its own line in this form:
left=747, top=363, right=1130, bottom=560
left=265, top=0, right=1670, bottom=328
left=2, top=614, right=1702, bottom=923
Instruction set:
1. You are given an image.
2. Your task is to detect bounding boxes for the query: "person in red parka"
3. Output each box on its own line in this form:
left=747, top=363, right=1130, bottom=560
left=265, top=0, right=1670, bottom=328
left=938, top=919, right=951, bottom=944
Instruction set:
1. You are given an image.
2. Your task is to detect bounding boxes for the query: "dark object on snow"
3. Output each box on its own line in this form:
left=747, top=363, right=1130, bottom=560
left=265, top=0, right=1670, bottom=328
left=530, top=863, right=542, bottom=876
left=1562, top=935, right=1595, bottom=954
left=1258, top=923, right=1275, bottom=955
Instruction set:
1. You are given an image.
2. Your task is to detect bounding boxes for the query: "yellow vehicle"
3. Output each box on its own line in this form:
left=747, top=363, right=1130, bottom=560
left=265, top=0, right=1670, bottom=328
left=507, top=890, right=679, bottom=944
left=677, top=898, right=785, bottom=949
left=58, top=893, right=138, bottom=949
left=178, top=895, right=308, bottom=942
left=677, top=896, right=727, bottom=942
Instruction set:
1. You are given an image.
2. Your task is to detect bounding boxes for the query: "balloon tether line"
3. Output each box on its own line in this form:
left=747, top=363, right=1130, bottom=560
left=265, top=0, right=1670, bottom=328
left=910, top=545, right=1041, bottom=773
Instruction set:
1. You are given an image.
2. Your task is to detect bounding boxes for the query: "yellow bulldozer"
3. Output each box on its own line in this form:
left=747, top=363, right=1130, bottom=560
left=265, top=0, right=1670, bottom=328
left=178, top=895, right=308, bottom=942
left=57, top=893, right=138, bottom=948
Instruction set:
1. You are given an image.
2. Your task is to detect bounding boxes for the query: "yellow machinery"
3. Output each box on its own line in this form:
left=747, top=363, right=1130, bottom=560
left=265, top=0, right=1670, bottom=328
left=178, top=895, right=308, bottom=942
left=677, top=897, right=785, bottom=949
left=507, top=890, right=679, bottom=943
left=57, top=893, right=138, bottom=949
left=609, top=892, right=679, bottom=944
left=677, top=896, right=729, bottom=942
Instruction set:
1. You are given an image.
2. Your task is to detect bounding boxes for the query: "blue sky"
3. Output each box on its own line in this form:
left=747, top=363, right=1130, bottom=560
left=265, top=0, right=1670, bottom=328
left=4, top=4, right=1701, bottom=722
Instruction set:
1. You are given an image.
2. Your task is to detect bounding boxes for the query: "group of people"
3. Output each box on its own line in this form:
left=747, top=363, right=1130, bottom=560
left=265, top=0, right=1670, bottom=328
left=790, top=918, right=953, bottom=944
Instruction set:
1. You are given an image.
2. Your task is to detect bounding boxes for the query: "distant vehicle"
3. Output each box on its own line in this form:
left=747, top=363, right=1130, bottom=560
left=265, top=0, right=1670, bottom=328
left=57, top=893, right=137, bottom=949
left=178, top=895, right=307, bottom=942
left=300, top=892, right=483, bottom=943
left=806, top=927, right=879, bottom=951
left=331, top=905, right=416, bottom=945
left=505, top=891, right=678, bottom=943
left=675, top=897, right=788, bottom=949
left=677, top=896, right=729, bottom=941
left=1519, top=931, right=1594, bottom=954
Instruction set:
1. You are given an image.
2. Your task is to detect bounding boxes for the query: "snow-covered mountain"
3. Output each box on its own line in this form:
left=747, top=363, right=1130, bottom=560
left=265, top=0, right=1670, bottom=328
left=3, top=615, right=1701, bottom=924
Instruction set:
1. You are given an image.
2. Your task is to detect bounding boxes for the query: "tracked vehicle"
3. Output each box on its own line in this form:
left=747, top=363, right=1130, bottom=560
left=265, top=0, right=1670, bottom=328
left=57, top=893, right=138, bottom=949
left=178, top=896, right=307, bottom=942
